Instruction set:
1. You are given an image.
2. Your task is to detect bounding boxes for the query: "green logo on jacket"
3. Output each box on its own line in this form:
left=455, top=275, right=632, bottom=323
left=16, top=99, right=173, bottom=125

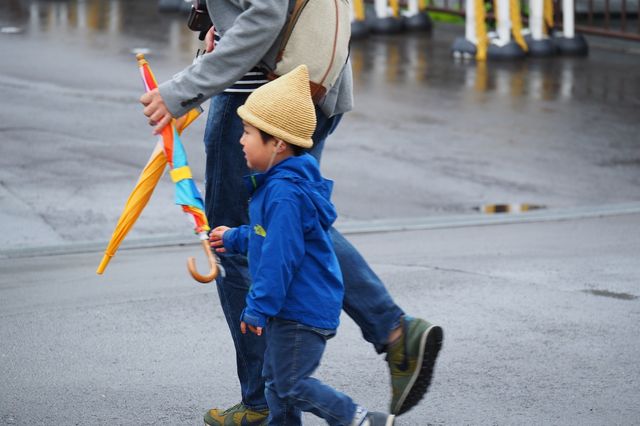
left=253, top=224, right=266, bottom=237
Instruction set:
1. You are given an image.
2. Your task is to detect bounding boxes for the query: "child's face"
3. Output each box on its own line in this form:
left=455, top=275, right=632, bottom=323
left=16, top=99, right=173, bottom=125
left=239, top=122, right=275, bottom=171
left=240, top=121, right=276, bottom=172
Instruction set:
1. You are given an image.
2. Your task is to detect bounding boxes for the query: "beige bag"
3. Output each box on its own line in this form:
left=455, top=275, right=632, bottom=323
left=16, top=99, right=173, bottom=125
left=268, top=0, right=351, bottom=104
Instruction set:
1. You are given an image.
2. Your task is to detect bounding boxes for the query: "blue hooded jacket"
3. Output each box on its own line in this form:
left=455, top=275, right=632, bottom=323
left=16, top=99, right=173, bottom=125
left=223, top=154, right=343, bottom=329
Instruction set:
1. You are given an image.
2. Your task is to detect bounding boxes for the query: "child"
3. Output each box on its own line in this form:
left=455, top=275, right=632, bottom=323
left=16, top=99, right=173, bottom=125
left=209, top=65, right=395, bottom=426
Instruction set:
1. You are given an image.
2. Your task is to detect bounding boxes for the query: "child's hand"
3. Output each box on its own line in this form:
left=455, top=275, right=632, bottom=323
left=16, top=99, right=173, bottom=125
left=209, top=226, right=230, bottom=253
left=240, top=321, right=263, bottom=336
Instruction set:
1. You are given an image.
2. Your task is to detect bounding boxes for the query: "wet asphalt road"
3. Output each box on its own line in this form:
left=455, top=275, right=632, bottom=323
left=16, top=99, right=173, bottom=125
left=0, top=0, right=639, bottom=249
left=1, top=1, right=640, bottom=425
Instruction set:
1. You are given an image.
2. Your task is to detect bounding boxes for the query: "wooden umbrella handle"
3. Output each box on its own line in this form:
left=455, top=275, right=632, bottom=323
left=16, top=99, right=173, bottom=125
left=187, top=239, right=219, bottom=284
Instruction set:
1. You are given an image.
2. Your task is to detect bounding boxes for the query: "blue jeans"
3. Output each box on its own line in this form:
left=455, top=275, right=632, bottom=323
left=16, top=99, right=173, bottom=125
left=264, top=318, right=356, bottom=425
left=203, top=92, right=404, bottom=410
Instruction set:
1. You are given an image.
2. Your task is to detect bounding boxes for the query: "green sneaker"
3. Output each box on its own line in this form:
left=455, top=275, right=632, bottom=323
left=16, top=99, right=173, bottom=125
left=203, top=402, right=268, bottom=426
left=386, top=317, right=443, bottom=416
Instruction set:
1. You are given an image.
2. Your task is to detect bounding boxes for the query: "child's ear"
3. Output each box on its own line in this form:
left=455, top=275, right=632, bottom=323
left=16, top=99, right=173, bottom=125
left=275, top=139, right=285, bottom=152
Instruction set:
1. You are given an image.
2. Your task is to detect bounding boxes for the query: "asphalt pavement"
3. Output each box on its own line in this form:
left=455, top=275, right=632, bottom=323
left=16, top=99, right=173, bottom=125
left=1, top=1, right=640, bottom=425
left=1, top=212, right=640, bottom=425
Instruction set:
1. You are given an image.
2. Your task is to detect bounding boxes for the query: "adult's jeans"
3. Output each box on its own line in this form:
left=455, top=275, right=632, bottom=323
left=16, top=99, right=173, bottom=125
left=264, top=318, right=357, bottom=425
left=203, top=92, right=404, bottom=410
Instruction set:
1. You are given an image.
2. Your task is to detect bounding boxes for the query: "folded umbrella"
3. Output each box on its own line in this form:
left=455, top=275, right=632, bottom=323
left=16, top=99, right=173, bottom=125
left=97, top=54, right=218, bottom=283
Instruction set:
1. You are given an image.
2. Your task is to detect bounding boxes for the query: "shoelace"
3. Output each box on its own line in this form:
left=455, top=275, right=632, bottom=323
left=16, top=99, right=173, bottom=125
left=222, top=402, right=244, bottom=415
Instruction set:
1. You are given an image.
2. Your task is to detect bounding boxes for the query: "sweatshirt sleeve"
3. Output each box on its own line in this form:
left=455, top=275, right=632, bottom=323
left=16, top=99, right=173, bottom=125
left=223, top=225, right=251, bottom=255
left=158, top=0, right=289, bottom=117
left=240, top=198, right=305, bottom=328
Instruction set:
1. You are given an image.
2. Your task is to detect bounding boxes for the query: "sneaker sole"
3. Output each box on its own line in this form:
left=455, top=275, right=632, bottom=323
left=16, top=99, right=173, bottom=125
left=203, top=413, right=219, bottom=426
left=393, top=324, right=443, bottom=415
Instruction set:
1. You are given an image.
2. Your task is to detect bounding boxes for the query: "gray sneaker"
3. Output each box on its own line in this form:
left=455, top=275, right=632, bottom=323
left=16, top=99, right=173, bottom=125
left=363, top=411, right=395, bottom=426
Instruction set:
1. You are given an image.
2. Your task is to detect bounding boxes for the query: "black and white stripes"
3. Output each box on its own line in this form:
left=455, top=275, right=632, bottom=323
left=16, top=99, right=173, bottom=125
left=214, top=30, right=269, bottom=93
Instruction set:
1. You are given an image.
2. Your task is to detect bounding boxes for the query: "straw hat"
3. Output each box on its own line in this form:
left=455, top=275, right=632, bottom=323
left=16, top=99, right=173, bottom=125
left=237, top=65, right=316, bottom=148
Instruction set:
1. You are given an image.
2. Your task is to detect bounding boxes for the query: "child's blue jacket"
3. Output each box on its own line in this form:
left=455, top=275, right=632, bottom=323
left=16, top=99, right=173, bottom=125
left=222, top=154, right=343, bottom=330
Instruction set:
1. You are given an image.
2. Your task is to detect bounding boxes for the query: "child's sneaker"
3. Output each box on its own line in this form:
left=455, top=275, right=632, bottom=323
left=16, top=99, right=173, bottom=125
left=203, top=402, right=268, bottom=426
left=386, top=317, right=443, bottom=415
left=362, top=411, right=395, bottom=426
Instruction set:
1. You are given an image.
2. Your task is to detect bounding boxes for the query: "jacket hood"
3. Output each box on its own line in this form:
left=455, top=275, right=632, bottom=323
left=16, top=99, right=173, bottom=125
left=244, top=154, right=337, bottom=229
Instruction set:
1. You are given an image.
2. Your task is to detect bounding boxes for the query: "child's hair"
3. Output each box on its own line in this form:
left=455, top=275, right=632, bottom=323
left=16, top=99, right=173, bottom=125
left=259, top=129, right=306, bottom=157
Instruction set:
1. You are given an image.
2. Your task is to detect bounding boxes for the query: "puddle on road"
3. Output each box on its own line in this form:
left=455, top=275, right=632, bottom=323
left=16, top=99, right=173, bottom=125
left=582, top=289, right=638, bottom=300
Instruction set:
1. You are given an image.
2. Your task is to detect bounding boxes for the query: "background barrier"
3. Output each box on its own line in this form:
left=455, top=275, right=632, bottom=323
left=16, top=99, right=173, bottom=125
left=350, top=0, right=640, bottom=41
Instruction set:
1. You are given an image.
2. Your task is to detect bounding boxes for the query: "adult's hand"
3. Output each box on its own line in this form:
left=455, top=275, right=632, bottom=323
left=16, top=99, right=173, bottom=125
left=140, top=88, right=173, bottom=134
left=204, top=26, right=215, bottom=53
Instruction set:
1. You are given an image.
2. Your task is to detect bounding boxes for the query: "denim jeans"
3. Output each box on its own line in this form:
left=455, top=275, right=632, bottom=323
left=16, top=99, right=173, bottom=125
left=264, top=318, right=356, bottom=425
left=203, top=92, right=404, bottom=410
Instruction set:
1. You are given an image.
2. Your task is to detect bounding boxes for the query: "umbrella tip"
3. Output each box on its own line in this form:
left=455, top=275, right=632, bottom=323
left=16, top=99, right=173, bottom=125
left=136, top=53, right=146, bottom=61
left=96, top=254, right=113, bottom=275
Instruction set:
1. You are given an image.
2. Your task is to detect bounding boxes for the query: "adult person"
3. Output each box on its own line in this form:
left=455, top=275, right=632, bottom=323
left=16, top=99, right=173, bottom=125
left=140, top=1, right=443, bottom=424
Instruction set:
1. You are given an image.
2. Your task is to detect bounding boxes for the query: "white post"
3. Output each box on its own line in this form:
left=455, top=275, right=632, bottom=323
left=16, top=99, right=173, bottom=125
left=563, top=0, right=575, bottom=38
left=77, top=0, right=87, bottom=30
left=530, top=0, right=544, bottom=40
left=374, top=0, right=390, bottom=18
left=465, top=0, right=477, bottom=43
left=406, top=0, right=420, bottom=16
left=495, top=0, right=512, bottom=45
left=108, top=0, right=121, bottom=35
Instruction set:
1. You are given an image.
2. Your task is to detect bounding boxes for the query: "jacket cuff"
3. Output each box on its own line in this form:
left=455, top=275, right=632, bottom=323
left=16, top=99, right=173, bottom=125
left=222, top=228, right=238, bottom=254
left=240, top=308, right=267, bottom=328
left=158, top=78, right=202, bottom=119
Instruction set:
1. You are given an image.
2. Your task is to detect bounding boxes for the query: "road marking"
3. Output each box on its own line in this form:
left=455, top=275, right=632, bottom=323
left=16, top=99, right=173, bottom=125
left=477, top=203, right=545, bottom=214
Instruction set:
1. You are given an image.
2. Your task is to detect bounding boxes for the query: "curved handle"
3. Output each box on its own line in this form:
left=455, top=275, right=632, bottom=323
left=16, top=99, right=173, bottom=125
left=187, top=239, right=219, bottom=284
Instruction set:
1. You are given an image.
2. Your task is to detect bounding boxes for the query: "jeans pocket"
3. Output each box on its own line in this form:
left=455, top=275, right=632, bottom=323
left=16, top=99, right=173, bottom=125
left=305, top=325, right=337, bottom=340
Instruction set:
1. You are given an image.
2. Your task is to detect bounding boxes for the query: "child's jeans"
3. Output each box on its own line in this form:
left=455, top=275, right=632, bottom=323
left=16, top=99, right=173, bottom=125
left=263, top=318, right=357, bottom=426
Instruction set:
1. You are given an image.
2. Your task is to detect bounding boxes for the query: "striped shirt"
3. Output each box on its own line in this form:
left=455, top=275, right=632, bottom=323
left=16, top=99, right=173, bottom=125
left=214, top=30, right=269, bottom=93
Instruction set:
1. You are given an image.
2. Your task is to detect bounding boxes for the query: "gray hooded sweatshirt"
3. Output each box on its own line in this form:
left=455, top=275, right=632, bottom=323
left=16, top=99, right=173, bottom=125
left=158, top=0, right=353, bottom=119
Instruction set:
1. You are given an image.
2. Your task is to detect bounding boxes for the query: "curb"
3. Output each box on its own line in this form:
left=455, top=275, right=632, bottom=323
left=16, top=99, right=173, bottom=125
left=2, top=202, right=640, bottom=260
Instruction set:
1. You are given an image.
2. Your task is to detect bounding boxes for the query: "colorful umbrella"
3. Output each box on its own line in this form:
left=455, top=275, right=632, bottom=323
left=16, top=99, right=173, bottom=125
left=96, top=54, right=218, bottom=283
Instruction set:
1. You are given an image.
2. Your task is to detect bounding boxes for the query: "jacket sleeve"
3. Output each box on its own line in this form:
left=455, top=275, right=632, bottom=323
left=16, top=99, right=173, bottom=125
left=157, top=0, right=289, bottom=117
left=222, top=225, right=250, bottom=255
left=240, top=198, right=305, bottom=328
